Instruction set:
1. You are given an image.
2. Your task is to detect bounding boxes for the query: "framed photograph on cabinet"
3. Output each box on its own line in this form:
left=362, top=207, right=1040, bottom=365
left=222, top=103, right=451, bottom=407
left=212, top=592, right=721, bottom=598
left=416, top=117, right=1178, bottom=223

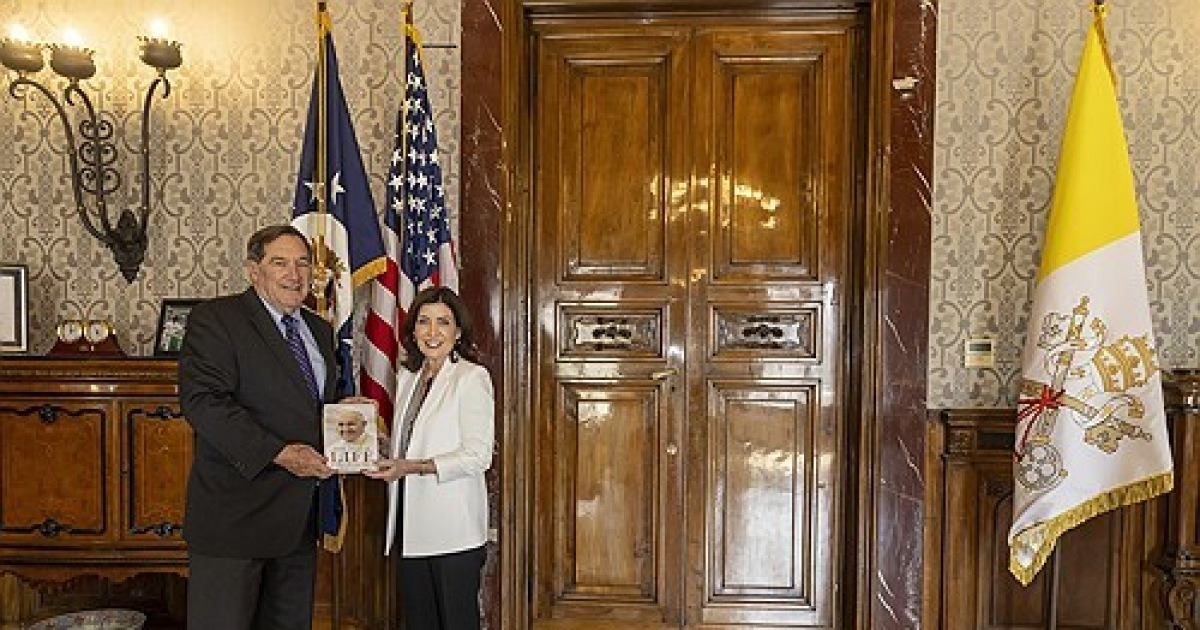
left=0, top=264, right=28, bottom=353
left=154, top=298, right=202, bottom=356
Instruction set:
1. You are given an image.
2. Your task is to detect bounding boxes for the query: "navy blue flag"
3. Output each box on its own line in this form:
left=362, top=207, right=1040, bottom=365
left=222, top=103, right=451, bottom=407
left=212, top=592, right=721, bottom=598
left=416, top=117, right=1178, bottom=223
left=291, top=8, right=385, bottom=553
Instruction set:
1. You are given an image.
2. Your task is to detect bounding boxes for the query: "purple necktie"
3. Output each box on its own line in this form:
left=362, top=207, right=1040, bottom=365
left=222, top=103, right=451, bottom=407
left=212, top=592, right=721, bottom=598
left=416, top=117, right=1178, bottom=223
left=282, top=313, right=320, bottom=401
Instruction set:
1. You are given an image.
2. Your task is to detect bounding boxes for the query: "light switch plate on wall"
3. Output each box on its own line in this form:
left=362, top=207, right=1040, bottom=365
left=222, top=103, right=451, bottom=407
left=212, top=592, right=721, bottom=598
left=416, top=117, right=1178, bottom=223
left=964, top=338, right=995, bottom=368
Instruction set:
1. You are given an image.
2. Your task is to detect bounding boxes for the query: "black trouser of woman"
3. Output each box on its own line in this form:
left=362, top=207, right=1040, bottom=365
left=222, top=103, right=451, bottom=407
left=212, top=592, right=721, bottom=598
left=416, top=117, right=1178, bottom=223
left=398, top=545, right=486, bottom=630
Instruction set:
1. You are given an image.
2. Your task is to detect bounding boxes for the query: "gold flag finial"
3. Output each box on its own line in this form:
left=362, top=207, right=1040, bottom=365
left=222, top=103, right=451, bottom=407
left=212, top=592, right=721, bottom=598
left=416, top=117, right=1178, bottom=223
left=1091, top=0, right=1117, bottom=89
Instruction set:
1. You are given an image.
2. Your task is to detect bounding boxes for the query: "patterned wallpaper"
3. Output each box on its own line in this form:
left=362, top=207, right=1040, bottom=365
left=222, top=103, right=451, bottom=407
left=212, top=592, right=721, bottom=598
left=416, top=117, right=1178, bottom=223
left=0, top=0, right=460, bottom=356
left=3, top=0, right=1194, bottom=411
left=930, top=0, right=1200, bottom=407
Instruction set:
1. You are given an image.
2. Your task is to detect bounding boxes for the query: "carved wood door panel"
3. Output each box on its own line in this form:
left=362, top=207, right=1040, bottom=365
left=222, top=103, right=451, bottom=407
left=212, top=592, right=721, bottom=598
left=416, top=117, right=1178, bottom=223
left=529, top=13, right=864, bottom=629
left=532, top=24, right=691, bottom=627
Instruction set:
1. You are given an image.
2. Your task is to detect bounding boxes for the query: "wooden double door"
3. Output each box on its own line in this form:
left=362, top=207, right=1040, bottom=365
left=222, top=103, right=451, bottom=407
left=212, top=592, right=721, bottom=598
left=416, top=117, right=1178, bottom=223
left=526, top=9, right=867, bottom=628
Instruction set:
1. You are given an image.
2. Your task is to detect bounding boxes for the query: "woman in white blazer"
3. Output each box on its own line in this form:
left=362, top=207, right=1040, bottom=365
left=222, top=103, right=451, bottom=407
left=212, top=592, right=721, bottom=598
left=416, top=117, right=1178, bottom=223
left=366, top=287, right=494, bottom=630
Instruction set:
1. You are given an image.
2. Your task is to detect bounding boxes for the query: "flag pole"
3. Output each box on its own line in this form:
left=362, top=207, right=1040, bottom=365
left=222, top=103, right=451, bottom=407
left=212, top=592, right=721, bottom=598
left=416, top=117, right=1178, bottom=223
left=399, top=0, right=413, bottom=322
left=402, top=0, right=413, bottom=247
left=1091, top=0, right=1117, bottom=91
left=311, top=10, right=340, bottom=629
left=313, top=1, right=330, bottom=318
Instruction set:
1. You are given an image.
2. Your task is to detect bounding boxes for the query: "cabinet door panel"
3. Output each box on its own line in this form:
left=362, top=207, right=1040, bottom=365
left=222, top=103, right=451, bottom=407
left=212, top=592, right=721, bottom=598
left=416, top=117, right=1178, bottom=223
left=0, top=402, right=108, bottom=540
left=122, top=402, right=192, bottom=541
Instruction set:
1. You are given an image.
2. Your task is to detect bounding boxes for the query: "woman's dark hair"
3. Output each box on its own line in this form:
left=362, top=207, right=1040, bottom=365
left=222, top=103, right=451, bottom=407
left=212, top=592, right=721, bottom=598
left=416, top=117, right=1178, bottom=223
left=401, top=286, right=480, bottom=372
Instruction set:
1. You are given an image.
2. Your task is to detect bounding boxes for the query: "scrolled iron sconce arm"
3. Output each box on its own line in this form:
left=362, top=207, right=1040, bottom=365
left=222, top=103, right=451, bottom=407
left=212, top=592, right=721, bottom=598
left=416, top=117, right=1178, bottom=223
left=1, top=35, right=180, bottom=283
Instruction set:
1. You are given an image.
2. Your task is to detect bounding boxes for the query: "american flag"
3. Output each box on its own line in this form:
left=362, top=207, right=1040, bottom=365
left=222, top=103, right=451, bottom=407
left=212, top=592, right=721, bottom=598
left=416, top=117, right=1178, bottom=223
left=362, top=23, right=458, bottom=425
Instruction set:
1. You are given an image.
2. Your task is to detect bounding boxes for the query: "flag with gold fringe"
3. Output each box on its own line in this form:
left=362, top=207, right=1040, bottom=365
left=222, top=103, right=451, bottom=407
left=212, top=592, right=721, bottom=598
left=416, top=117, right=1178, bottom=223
left=1007, top=2, right=1173, bottom=586
left=291, top=2, right=386, bottom=554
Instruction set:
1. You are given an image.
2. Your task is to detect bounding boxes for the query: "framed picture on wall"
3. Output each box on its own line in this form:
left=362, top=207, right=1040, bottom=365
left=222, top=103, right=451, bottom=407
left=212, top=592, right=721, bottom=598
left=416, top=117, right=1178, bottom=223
left=0, top=264, right=28, bottom=353
left=154, top=299, right=202, bottom=357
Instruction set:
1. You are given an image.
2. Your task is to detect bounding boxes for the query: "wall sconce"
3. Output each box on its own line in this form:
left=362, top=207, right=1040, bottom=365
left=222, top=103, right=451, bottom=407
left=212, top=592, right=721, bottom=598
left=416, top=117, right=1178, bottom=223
left=0, top=23, right=182, bottom=282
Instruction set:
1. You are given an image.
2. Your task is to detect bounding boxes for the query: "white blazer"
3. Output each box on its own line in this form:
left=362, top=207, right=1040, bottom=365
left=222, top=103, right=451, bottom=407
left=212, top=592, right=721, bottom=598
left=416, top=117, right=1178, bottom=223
left=384, top=359, right=494, bottom=557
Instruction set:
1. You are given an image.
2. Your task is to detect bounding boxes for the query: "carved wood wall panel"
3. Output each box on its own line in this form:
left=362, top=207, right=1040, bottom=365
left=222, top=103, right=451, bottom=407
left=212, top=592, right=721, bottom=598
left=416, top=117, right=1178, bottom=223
left=1161, top=371, right=1200, bottom=628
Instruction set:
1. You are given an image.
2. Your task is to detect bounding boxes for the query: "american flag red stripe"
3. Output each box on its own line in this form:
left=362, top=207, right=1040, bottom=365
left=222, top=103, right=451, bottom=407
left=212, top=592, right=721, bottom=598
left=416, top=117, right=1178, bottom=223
left=361, top=256, right=400, bottom=424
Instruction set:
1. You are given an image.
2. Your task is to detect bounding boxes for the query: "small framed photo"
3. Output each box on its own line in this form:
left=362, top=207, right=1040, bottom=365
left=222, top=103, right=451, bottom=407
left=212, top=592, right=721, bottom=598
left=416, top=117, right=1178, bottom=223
left=0, top=264, right=29, bottom=353
left=154, top=298, right=202, bottom=357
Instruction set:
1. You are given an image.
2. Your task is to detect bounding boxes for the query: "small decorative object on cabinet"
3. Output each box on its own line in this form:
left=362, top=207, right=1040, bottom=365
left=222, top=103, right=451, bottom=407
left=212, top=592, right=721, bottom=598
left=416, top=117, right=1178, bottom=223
left=0, top=358, right=189, bottom=625
left=48, top=318, right=125, bottom=357
left=26, top=608, right=146, bottom=630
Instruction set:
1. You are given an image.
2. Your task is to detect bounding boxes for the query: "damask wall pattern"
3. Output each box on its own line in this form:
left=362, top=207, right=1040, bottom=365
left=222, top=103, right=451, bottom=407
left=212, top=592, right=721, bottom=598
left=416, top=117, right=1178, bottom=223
left=931, top=0, right=1199, bottom=408
left=0, top=0, right=460, bottom=356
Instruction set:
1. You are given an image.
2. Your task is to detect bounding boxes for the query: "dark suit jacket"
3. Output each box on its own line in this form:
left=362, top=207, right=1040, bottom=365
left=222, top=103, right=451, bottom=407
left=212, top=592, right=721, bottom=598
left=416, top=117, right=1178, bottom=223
left=178, top=288, right=336, bottom=558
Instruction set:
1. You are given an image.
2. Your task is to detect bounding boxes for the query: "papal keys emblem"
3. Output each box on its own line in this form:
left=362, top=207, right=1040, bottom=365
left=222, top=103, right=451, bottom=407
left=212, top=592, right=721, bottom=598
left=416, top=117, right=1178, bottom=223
left=1014, top=296, right=1160, bottom=493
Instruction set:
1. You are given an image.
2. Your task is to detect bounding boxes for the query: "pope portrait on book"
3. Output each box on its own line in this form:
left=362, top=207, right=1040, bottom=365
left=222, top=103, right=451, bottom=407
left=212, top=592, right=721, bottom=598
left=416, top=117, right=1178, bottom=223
left=323, top=402, right=379, bottom=473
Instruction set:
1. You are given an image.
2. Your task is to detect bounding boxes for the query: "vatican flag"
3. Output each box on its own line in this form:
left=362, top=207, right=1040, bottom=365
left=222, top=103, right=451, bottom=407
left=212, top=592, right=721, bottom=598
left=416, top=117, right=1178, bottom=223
left=1007, top=3, right=1174, bottom=587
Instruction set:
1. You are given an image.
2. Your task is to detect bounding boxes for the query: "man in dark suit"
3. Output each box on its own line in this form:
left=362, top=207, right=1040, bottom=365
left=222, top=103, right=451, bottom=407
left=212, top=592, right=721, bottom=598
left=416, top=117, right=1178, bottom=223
left=179, top=224, right=337, bottom=629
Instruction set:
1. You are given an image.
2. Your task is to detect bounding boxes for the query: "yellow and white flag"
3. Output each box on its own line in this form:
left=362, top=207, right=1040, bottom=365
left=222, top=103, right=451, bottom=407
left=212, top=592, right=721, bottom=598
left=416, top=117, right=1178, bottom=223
left=1007, top=3, right=1173, bottom=586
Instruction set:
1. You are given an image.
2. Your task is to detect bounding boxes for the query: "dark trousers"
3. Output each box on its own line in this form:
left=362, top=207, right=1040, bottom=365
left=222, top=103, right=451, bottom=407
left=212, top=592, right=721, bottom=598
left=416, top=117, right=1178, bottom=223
left=186, top=510, right=318, bottom=630
left=398, top=545, right=486, bottom=630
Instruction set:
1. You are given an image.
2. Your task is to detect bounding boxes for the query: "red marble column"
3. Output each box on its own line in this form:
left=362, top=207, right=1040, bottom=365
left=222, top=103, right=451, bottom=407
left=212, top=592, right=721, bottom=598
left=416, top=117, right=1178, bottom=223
left=871, top=0, right=937, bottom=627
left=460, top=0, right=504, bottom=628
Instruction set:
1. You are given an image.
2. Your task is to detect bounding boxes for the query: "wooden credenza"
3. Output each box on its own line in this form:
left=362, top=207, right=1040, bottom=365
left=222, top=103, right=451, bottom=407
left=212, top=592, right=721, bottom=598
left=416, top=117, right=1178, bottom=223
left=0, top=358, right=191, bottom=626
left=0, top=357, right=388, bottom=628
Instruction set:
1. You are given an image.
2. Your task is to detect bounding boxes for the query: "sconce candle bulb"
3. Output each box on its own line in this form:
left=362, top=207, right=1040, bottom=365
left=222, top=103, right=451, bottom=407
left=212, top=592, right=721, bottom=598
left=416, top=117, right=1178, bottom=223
left=148, top=18, right=169, bottom=39
left=8, top=24, right=33, bottom=41
left=61, top=27, right=84, bottom=47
